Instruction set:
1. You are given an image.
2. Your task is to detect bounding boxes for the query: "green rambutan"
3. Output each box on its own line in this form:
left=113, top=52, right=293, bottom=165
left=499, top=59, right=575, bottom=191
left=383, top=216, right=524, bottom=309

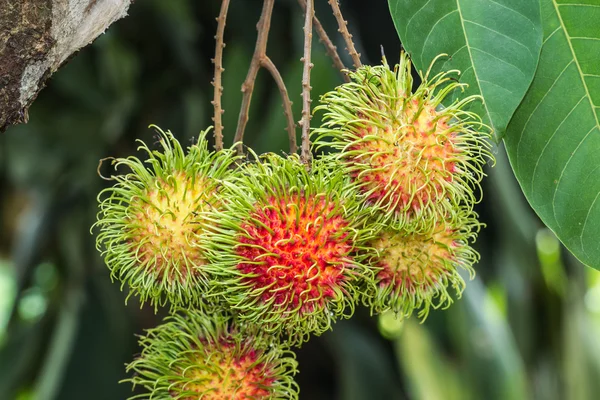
left=313, top=52, right=492, bottom=232
left=126, top=309, right=299, bottom=399
left=94, top=127, right=237, bottom=309
left=364, top=208, right=481, bottom=319
left=202, top=153, right=378, bottom=344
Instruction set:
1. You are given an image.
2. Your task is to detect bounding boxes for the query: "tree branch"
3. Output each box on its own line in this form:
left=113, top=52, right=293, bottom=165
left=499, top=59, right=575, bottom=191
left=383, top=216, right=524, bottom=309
left=233, top=0, right=275, bottom=155
left=328, top=0, right=362, bottom=69
left=261, top=56, right=297, bottom=154
left=211, top=0, right=230, bottom=151
left=297, top=0, right=349, bottom=83
left=0, top=0, right=132, bottom=133
left=300, top=0, right=314, bottom=164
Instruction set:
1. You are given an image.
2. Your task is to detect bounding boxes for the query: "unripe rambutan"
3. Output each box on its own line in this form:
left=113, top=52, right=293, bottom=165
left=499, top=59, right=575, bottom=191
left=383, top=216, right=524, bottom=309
left=94, top=127, right=237, bottom=309
left=203, top=154, right=378, bottom=345
left=313, top=53, right=492, bottom=232
left=126, top=309, right=299, bottom=399
left=364, top=208, right=481, bottom=319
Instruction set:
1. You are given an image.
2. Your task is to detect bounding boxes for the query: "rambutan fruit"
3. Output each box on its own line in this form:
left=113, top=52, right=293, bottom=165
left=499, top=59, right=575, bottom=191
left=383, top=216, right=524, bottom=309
left=364, top=208, right=481, bottom=319
left=203, top=154, right=378, bottom=344
left=126, top=309, right=299, bottom=399
left=313, top=52, right=492, bottom=232
left=94, top=127, right=237, bottom=309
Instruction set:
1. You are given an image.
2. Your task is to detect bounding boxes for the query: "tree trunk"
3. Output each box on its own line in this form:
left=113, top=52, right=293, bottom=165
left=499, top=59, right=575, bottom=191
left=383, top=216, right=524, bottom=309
left=0, top=0, right=132, bottom=132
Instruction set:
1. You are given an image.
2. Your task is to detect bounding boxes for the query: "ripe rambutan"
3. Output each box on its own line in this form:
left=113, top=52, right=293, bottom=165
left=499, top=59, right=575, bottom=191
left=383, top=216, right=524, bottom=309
left=203, top=154, right=377, bottom=344
left=313, top=53, right=492, bottom=232
left=364, top=208, right=481, bottom=319
left=94, top=127, right=237, bottom=309
left=126, top=309, right=299, bottom=399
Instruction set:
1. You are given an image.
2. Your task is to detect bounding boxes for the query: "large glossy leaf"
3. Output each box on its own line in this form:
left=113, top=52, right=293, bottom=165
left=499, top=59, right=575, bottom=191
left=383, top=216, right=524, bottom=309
left=504, top=0, right=600, bottom=269
left=388, top=0, right=543, bottom=140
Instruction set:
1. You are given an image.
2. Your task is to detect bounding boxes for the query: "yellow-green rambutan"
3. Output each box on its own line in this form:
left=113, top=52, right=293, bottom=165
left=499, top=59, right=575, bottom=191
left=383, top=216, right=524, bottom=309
left=94, top=127, right=237, bottom=309
left=125, top=309, right=299, bottom=399
left=202, top=153, right=379, bottom=345
left=313, top=52, right=493, bottom=232
left=364, top=208, right=481, bottom=319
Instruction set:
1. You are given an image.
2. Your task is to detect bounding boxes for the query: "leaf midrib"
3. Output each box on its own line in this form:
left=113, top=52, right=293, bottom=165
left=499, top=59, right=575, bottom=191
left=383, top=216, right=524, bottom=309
left=549, top=0, right=600, bottom=234
left=455, top=0, right=494, bottom=132
left=553, top=1, right=600, bottom=130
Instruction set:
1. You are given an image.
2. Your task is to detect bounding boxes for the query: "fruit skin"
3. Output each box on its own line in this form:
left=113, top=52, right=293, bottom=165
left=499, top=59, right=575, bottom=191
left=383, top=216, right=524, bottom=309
left=313, top=53, right=493, bottom=233
left=363, top=208, right=481, bottom=319
left=203, top=153, right=379, bottom=345
left=125, top=308, right=299, bottom=400
left=94, top=127, right=237, bottom=310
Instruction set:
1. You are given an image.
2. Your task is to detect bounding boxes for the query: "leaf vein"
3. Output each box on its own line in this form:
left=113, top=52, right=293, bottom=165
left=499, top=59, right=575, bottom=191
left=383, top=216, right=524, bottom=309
left=516, top=60, right=575, bottom=164
left=471, top=47, right=528, bottom=78
left=479, top=79, right=515, bottom=95
left=530, top=95, right=587, bottom=194
left=571, top=36, right=600, bottom=41
left=488, top=0, right=537, bottom=27
left=580, top=189, right=600, bottom=260
left=552, top=126, right=597, bottom=231
left=553, top=0, right=600, bottom=130
left=455, top=0, right=493, bottom=131
left=440, top=45, right=469, bottom=74
left=543, top=27, right=561, bottom=45
left=405, top=0, right=433, bottom=37
left=557, top=3, right=600, bottom=8
left=463, top=19, right=534, bottom=58
left=420, top=10, right=460, bottom=66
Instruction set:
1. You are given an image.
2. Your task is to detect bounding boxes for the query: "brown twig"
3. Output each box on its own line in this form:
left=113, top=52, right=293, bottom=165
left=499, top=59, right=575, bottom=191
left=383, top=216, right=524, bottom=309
left=261, top=56, right=297, bottom=154
left=300, top=0, right=314, bottom=164
left=328, top=0, right=362, bottom=69
left=233, top=0, right=275, bottom=155
left=211, top=0, right=230, bottom=151
left=297, top=0, right=349, bottom=83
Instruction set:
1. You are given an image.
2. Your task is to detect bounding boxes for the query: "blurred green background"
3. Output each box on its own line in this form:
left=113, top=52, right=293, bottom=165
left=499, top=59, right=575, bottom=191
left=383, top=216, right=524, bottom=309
left=1, top=1, right=600, bottom=399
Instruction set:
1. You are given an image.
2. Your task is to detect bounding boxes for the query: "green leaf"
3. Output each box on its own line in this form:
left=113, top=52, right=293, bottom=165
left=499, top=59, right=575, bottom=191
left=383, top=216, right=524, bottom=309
left=504, top=0, right=600, bottom=269
left=388, top=0, right=543, bottom=140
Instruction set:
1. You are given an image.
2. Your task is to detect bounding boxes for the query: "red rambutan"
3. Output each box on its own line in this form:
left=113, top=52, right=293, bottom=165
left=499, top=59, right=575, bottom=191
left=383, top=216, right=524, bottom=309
left=203, top=154, right=377, bottom=344
left=126, top=309, right=299, bottom=399
left=313, top=53, right=493, bottom=232
left=364, top=209, right=481, bottom=319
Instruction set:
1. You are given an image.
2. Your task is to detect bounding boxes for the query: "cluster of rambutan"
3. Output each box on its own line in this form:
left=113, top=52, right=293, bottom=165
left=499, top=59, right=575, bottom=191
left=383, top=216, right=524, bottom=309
left=94, top=52, right=492, bottom=399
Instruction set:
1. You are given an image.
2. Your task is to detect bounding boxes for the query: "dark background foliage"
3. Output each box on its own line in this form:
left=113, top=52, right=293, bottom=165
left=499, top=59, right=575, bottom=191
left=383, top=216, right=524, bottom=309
left=1, top=1, right=599, bottom=399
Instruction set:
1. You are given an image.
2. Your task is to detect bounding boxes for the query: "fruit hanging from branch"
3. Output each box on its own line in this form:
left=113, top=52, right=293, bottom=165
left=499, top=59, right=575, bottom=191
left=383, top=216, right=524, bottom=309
left=92, top=1, right=494, bottom=398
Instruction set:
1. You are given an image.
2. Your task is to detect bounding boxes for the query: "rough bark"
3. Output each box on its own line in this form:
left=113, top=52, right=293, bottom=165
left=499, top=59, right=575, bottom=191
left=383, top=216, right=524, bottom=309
left=0, top=0, right=131, bottom=132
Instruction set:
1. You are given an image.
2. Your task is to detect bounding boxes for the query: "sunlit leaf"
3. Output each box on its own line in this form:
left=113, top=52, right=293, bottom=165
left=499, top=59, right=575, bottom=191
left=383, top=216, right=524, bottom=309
left=504, top=0, right=600, bottom=269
